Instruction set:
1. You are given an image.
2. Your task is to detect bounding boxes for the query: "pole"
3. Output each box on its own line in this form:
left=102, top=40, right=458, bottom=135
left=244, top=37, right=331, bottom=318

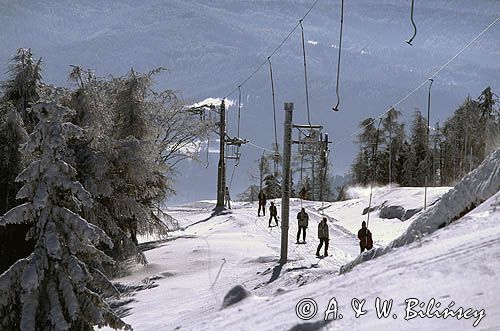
left=259, top=152, right=265, bottom=191
left=216, top=100, right=226, bottom=209
left=311, top=155, right=315, bottom=201
left=389, top=126, right=392, bottom=184
left=424, top=79, right=433, bottom=210
left=280, top=102, right=293, bottom=264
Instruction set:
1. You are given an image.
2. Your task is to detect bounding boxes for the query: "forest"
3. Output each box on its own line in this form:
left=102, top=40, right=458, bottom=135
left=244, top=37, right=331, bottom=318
left=0, top=48, right=206, bottom=330
left=350, top=88, right=499, bottom=188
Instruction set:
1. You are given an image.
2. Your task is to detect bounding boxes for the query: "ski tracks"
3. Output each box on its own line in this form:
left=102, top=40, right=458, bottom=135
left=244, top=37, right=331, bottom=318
left=243, top=202, right=359, bottom=271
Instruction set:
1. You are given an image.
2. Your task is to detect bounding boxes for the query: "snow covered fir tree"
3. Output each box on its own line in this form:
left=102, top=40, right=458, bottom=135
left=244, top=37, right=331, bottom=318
left=0, top=49, right=205, bottom=330
left=0, top=102, right=130, bottom=330
left=1, top=1, right=500, bottom=330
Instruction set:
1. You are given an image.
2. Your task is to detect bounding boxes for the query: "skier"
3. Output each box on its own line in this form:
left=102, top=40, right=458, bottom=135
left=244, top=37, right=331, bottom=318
left=225, top=186, right=231, bottom=209
left=268, top=201, right=278, bottom=227
left=258, top=190, right=267, bottom=216
left=357, top=221, right=373, bottom=253
left=316, top=217, right=329, bottom=257
left=296, top=207, right=309, bottom=243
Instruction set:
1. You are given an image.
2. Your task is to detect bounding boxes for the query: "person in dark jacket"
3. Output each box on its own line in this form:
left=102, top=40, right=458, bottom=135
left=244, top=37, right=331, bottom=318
left=258, top=190, right=267, bottom=216
left=268, top=201, right=278, bottom=227
left=316, top=217, right=329, bottom=257
left=357, top=221, right=373, bottom=253
left=296, top=208, right=309, bottom=243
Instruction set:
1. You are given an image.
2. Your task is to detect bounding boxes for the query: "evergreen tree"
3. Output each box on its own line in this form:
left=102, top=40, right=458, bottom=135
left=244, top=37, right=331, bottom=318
left=257, top=152, right=271, bottom=191
left=0, top=102, right=130, bottom=331
left=261, top=144, right=282, bottom=199
left=379, top=107, right=405, bottom=184
left=405, top=110, right=429, bottom=186
left=242, top=146, right=282, bottom=201
left=1, top=48, right=42, bottom=133
left=477, top=87, right=499, bottom=159
left=441, top=94, right=483, bottom=183
left=0, top=102, right=32, bottom=273
left=238, top=185, right=260, bottom=202
left=109, top=69, right=169, bottom=247
left=0, top=103, right=27, bottom=213
left=0, top=49, right=43, bottom=273
left=350, top=88, right=498, bottom=187
left=431, top=122, right=443, bottom=186
left=351, top=118, right=378, bottom=185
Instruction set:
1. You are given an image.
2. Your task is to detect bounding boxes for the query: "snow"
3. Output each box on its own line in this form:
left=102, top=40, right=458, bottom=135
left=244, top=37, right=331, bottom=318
left=342, top=148, right=500, bottom=273
left=190, top=98, right=235, bottom=109
left=324, top=185, right=451, bottom=245
left=104, top=184, right=499, bottom=330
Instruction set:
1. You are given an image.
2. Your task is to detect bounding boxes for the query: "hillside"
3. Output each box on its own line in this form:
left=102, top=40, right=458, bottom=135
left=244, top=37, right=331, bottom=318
left=103, top=180, right=499, bottom=330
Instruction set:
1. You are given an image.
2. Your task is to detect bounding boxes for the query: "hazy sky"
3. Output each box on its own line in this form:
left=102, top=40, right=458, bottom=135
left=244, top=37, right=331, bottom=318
left=1, top=0, right=499, bottom=203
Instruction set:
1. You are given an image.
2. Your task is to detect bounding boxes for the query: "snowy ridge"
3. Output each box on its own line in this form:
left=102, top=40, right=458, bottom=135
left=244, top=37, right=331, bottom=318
left=341, top=148, right=500, bottom=274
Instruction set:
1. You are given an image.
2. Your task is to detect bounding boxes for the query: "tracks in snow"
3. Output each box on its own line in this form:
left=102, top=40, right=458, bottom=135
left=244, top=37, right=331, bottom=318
left=241, top=202, right=359, bottom=272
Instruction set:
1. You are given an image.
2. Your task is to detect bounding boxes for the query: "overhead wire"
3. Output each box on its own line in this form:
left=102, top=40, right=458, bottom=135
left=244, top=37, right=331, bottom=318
left=216, top=5, right=499, bottom=199
left=268, top=57, right=278, bottom=152
left=332, top=15, right=500, bottom=149
left=268, top=57, right=280, bottom=200
left=237, top=85, right=242, bottom=137
left=332, top=0, right=344, bottom=111
left=219, top=0, right=324, bottom=194
left=227, top=86, right=243, bottom=190
left=247, top=141, right=275, bottom=153
left=299, top=19, right=312, bottom=126
left=229, top=160, right=238, bottom=189
left=222, top=0, right=322, bottom=100
left=406, top=0, right=417, bottom=46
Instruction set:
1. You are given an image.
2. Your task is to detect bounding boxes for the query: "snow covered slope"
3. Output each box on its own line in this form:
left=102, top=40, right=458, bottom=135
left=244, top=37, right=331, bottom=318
left=104, top=178, right=499, bottom=330
left=342, top=148, right=500, bottom=273
left=322, top=185, right=451, bottom=245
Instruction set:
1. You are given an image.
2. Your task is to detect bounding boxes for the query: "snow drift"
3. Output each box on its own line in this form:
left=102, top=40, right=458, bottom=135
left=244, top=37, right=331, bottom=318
left=341, top=148, right=500, bottom=273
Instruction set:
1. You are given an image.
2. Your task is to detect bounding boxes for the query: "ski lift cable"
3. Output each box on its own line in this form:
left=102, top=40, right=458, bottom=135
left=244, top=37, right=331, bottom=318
left=332, top=0, right=344, bottom=111
left=332, top=15, right=500, bottom=148
left=296, top=127, right=310, bottom=137
left=247, top=141, right=275, bottom=153
left=229, top=163, right=238, bottom=189
left=222, top=0, right=322, bottom=99
left=268, top=57, right=280, bottom=195
left=366, top=117, right=383, bottom=229
left=406, top=0, right=417, bottom=46
left=300, top=153, right=304, bottom=185
left=237, top=85, right=242, bottom=137
left=299, top=19, right=312, bottom=126
left=268, top=57, right=279, bottom=153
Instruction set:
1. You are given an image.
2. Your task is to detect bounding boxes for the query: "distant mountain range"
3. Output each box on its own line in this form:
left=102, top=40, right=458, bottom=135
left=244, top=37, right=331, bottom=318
left=1, top=0, right=499, bottom=204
